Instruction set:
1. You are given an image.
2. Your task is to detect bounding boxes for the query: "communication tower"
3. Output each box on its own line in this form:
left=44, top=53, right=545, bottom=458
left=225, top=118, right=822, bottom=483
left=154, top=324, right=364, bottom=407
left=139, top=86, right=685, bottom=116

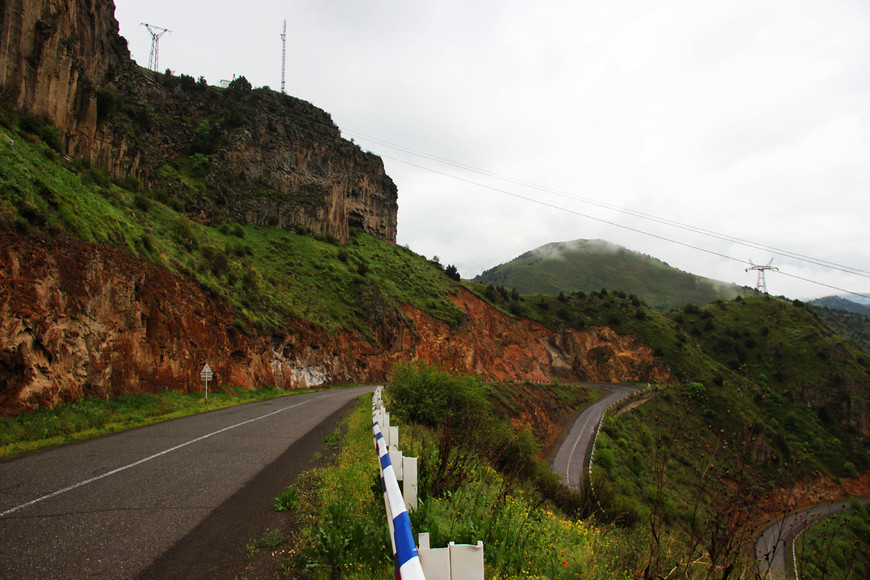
left=280, top=18, right=287, bottom=93
left=141, top=23, right=171, bottom=72
left=746, top=258, right=778, bottom=294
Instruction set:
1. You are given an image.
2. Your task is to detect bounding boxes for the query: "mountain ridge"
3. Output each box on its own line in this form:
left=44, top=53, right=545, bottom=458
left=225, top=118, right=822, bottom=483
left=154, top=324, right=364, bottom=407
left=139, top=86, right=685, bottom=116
left=474, top=238, right=751, bottom=310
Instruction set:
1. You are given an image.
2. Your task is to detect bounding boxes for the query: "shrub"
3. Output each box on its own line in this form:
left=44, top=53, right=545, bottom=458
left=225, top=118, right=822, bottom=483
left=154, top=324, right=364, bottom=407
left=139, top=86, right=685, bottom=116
left=133, top=193, right=152, bottom=213
left=18, top=113, right=63, bottom=152
left=273, top=487, right=299, bottom=511
left=179, top=73, right=197, bottom=92
left=684, top=382, right=706, bottom=401
left=118, top=175, right=139, bottom=192
left=387, top=361, right=487, bottom=430
left=226, top=75, right=252, bottom=97
left=95, top=88, right=118, bottom=121
left=190, top=119, right=220, bottom=155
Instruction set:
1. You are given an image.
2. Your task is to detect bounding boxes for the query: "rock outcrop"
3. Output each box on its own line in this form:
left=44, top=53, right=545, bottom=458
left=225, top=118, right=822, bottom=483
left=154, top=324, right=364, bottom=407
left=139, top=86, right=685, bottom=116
left=0, top=0, right=397, bottom=244
left=0, top=232, right=669, bottom=414
left=0, top=0, right=135, bottom=172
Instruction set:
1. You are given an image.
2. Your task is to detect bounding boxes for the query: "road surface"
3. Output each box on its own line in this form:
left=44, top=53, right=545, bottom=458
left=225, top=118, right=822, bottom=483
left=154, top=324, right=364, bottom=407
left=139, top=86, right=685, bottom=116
left=550, top=383, right=642, bottom=489
left=0, top=385, right=374, bottom=579
left=755, top=497, right=870, bottom=579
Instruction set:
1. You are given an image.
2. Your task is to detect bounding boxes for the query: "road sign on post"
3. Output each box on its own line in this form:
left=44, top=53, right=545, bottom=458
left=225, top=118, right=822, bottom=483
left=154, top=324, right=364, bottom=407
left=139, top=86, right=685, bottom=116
left=200, top=363, right=213, bottom=401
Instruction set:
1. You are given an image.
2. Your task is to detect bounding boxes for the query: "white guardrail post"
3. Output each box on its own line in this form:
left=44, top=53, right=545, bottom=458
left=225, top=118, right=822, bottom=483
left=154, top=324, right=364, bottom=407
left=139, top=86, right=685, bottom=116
left=373, top=387, right=426, bottom=579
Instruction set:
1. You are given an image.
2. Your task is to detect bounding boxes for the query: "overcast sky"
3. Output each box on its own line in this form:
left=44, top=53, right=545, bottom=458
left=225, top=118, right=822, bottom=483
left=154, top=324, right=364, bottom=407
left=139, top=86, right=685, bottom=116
left=115, top=0, right=870, bottom=301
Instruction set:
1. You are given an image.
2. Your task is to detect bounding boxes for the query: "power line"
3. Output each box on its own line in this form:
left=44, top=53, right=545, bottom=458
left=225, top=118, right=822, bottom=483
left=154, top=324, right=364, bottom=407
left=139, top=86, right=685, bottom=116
left=367, top=145, right=870, bottom=300
left=380, top=154, right=749, bottom=265
left=345, top=130, right=870, bottom=281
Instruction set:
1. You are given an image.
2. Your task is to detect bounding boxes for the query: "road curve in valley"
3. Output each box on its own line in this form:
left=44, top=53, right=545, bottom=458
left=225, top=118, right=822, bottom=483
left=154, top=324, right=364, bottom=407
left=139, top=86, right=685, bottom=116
left=0, top=385, right=374, bottom=579
left=550, top=383, right=643, bottom=489
left=755, top=497, right=870, bottom=579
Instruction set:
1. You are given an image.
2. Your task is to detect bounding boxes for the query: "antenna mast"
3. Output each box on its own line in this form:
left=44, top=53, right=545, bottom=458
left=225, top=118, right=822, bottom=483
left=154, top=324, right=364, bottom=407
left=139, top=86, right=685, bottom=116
left=141, top=23, right=171, bottom=72
left=745, top=258, right=779, bottom=295
left=280, top=18, right=287, bottom=93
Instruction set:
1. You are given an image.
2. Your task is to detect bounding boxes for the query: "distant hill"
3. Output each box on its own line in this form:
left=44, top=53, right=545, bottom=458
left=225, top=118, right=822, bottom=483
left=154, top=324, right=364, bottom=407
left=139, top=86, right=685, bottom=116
left=473, top=239, right=751, bottom=311
left=809, top=296, right=870, bottom=317
left=807, top=297, right=870, bottom=353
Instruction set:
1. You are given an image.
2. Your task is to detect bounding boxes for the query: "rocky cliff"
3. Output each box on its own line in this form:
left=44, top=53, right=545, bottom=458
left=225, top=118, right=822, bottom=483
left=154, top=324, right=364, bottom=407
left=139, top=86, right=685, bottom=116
left=0, top=232, right=669, bottom=414
left=0, top=0, right=397, bottom=244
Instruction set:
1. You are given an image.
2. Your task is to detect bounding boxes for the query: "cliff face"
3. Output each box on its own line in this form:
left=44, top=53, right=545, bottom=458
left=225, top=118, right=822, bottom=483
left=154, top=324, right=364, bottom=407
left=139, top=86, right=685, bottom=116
left=0, top=233, right=668, bottom=414
left=0, top=0, right=397, bottom=244
left=0, top=0, right=137, bottom=173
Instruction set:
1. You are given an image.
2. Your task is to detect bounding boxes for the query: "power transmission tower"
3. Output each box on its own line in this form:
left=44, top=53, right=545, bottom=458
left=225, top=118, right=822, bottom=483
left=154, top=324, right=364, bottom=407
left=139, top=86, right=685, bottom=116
left=141, top=23, right=170, bottom=72
left=746, top=258, right=778, bottom=294
left=280, top=18, right=287, bottom=93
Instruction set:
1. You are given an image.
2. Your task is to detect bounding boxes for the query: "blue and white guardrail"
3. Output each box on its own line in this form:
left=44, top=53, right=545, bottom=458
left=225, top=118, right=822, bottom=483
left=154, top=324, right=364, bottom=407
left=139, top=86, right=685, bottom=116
left=373, top=387, right=426, bottom=579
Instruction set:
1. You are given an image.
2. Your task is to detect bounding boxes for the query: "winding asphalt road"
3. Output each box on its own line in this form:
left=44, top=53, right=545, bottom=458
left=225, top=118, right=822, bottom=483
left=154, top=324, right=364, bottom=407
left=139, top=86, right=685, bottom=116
left=755, top=497, right=870, bottom=579
left=0, top=385, right=374, bottom=579
left=550, top=383, right=642, bottom=489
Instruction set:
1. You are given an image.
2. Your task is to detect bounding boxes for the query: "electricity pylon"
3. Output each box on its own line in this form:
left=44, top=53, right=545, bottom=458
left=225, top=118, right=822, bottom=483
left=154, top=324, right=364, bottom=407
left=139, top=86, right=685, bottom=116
left=141, top=23, right=170, bottom=72
left=746, top=258, right=778, bottom=294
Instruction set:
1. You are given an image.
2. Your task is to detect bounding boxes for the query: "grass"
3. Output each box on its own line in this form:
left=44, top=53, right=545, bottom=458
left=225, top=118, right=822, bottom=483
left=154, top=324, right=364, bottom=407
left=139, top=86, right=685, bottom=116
left=400, top=421, right=640, bottom=579
left=0, top=385, right=301, bottom=457
left=588, top=375, right=869, bottom=577
left=0, top=107, right=466, bottom=339
left=251, top=367, right=638, bottom=578
left=795, top=499, right=869, bottom=579
left=280, top=395, right=393, bottom=579
left=276, top=388, right=642, bottom=579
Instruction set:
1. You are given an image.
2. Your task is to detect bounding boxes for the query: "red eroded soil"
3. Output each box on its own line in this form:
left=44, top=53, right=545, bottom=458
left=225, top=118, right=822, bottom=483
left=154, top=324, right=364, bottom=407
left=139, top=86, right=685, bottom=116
left=0, top=232, right=669, bottom=414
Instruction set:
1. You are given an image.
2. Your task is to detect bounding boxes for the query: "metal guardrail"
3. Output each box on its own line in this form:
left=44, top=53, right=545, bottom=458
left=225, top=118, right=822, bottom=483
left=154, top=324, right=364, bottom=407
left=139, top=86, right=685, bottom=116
left=372, top=387, right=486, bottom=579
left=587, top=383, right=653, bottom=513
left=372, top=387, right=426, bottom=579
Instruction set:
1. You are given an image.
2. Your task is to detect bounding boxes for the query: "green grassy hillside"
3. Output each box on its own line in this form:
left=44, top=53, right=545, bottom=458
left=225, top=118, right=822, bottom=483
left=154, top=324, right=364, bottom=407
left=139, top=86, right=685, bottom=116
left=473, top=239, right=750, bottom=311
left=0, top=103, right=463, bottom=343
left=809, top=304, right=870, bottom=353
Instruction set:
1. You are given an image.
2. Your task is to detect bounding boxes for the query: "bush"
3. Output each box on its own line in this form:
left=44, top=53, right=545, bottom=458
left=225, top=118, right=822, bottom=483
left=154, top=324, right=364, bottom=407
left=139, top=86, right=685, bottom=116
left=179, top=73, right=197, bottom=92
left=95, top=88, right=119, bottom=121
left=190, top=119, right=220, bottom=155
left=190, top=153, right=210, bottom=177
left=133, top=193, right=152, bottom=213
left=387, top=361, right=487, bottom=430
left=18, top=113, right=63, bottom=152
left=226, top=75, right=252, bottom=96
left=273, top=487, right=299, bottom=511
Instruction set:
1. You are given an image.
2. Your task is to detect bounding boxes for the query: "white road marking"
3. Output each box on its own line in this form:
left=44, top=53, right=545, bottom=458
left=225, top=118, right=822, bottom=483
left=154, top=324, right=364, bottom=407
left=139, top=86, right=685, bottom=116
left=1, top=397, right=319, bottom=518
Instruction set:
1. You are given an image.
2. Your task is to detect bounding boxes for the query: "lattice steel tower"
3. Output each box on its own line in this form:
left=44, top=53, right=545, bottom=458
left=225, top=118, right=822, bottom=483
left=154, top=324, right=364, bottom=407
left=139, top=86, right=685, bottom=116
left=141, top=23, right=170, bottom=72
left=746, top=258, right=779, bottom=294
left=280, top=18, right=287, bottom=93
